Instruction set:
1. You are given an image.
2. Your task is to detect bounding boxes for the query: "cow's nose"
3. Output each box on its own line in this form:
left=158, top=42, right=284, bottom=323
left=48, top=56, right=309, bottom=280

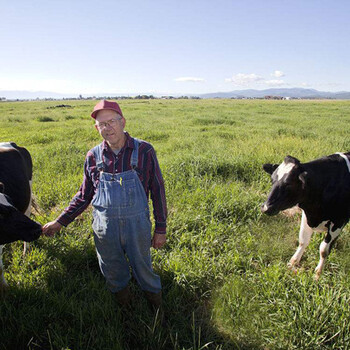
left=261, top=203, right=268, bottom=213
left=261, top=203, right=276, bottom=215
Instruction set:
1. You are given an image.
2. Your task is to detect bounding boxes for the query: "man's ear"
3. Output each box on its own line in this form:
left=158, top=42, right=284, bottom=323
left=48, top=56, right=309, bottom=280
left=121, top=116, right=126, bottom=129
left=263, top=163, right=278, bottom=175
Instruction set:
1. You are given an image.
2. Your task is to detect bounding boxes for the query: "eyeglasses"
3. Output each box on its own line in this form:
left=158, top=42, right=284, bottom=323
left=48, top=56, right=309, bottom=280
left=96, top=118, right=122, bottom=129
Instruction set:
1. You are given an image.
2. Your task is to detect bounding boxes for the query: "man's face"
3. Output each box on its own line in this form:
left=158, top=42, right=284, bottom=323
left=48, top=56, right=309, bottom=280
left=95, top=109, right=126, bottom=148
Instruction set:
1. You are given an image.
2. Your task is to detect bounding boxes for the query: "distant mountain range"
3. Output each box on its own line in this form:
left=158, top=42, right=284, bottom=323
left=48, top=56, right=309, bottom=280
left=1, top=88, right=350, bottom=100
left=198, top=88, right=350, bottom=99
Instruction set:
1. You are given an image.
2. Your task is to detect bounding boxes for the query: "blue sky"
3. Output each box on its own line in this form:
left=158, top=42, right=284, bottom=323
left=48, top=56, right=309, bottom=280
left=1, top=0, right=349, bottom=96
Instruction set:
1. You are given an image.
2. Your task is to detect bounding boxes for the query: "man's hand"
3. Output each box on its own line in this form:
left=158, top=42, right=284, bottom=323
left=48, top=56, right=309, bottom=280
left=42, top=221, right=62, bottom=237
left=152, top=233, right=166, bottom=249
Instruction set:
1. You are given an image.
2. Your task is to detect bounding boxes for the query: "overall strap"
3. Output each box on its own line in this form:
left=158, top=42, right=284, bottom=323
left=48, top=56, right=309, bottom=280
left=91, top=143, right=104, bottom=171
left=131, top=138, right=139, bottom=169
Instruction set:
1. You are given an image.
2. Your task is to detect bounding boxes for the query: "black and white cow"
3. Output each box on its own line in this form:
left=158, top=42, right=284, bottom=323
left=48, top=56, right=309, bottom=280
left=261, top=152, right=350, bottom=279
left=0, top=142, right=42, bottom=289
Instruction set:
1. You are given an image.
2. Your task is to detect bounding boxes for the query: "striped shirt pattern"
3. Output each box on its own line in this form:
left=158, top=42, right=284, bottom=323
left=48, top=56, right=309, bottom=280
left=57, top=133, right=167, bottom=234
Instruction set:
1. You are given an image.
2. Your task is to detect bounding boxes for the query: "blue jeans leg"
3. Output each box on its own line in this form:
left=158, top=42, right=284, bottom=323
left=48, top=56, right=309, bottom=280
left=93, top=212, right=131, bottom=293
left=123, top=212, right=161, bottom=293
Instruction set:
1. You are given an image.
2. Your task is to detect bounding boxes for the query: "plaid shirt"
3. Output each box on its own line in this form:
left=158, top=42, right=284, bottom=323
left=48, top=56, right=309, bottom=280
left=57, top=132, right=167, bottom=234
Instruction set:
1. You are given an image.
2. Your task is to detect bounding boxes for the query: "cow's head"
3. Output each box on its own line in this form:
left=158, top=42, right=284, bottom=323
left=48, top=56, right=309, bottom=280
left=261, top=155, right=308, bottom=216
left=0, top=191, right=42, bottom=244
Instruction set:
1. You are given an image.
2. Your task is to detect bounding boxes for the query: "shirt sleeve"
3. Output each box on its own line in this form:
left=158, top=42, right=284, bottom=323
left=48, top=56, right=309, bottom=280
left=57, top=152, right=96, bottom=226
left=148, top=147, right=167, bottom=234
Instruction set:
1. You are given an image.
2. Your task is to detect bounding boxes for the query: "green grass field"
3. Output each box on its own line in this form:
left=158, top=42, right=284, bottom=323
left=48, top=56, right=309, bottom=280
left=1, top=99, right=350, bottom=349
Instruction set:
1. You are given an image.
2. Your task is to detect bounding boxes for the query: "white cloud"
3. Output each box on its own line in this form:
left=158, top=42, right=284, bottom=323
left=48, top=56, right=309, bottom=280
left=225, top=73, right=264, bottom=86
left=225, top=73, right=288, bottom=87
left=174, top=77, right=205, bottom=82
left=265, top=80, right=286, bottom=87
left=271, top=70, right=285, bottom=78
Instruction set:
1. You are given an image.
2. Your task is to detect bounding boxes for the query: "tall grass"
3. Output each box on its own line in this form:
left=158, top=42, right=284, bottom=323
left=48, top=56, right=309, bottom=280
left=0, top=99, right=350, bottom=349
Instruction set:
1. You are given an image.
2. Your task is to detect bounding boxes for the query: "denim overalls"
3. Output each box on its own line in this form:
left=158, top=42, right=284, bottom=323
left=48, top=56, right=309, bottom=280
left=91, top=139, right=161, bottom=294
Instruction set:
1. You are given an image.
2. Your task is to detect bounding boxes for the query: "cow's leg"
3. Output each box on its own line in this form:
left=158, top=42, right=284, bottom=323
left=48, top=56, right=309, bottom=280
left=23, top=180, right=32, bottom=256
left=315, top=224, right=341, bottom=280
left=0, top=245, right=8, bottom=291
left=288, top=210, right=313, bottom=269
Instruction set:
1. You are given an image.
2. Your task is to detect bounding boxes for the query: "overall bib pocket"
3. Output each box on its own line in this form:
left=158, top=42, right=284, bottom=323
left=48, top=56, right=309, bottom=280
left=92, top=177, right=136, bottom=209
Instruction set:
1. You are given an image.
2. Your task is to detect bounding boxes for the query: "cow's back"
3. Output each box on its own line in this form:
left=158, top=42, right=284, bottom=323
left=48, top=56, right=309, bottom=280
left=0, top=142, right=32, bottom=213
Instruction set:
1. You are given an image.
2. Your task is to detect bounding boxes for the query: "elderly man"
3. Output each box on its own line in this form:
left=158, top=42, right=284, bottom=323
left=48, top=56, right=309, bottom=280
left=43, top=100, right=167, bottom=310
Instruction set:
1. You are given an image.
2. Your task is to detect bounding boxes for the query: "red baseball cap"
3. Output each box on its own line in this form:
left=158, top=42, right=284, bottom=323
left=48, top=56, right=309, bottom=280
left=91, top=99, right=124, bottom=119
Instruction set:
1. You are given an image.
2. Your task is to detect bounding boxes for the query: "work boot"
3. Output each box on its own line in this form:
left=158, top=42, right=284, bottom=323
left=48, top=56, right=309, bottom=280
left=115, top=285, right=131, bottom=308
left=144, top=290, right=168, bottom=326
left=144, top=290, right=162, bottom=310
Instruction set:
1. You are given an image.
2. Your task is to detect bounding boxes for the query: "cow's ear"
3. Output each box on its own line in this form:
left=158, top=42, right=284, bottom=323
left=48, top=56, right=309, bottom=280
left=299, top=171, right=308, bottom=188
left=284, top=155, right=301, bottom=165
left=263, top=163, right=278, bottom=175
left=0, top=182, right=4, bottom=193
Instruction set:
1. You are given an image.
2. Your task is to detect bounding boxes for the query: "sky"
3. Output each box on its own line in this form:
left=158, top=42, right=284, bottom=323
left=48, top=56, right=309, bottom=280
left=1, top=0, right=350, bottom=97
